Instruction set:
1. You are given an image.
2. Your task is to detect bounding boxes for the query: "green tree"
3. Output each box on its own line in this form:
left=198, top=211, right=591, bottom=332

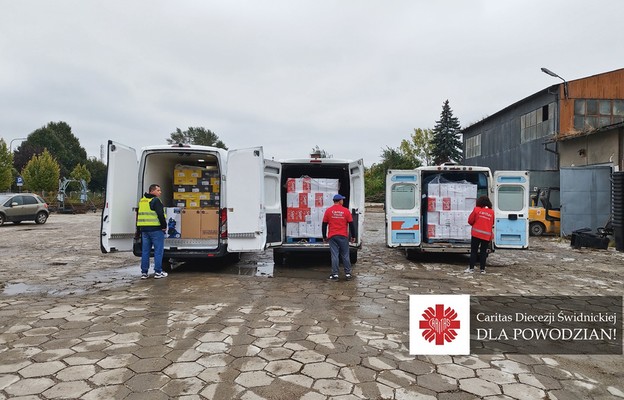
left=430, top=100, right=463, bottom=165
left=364, top=146, right=420, bottom=202
left=167, top=127, right=228, bottom=149
left=0, top=139, right=13, bottom=191
left=70, top=163, right=91, bottom=183
left=85, top=158, right=107, bottom=193
left=21, top=149, right=60, bottom=192
left=15, top=121, right=87, bottom=177
left=400, top=128, right=434, bottom=167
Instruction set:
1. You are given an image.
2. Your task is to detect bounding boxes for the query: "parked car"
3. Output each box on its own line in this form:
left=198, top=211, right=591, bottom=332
left=0, top=193, right=49, bottom=226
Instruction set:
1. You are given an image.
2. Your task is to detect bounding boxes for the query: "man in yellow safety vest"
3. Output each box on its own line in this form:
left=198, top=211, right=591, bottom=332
left=137, top=184, right=168, bottom=279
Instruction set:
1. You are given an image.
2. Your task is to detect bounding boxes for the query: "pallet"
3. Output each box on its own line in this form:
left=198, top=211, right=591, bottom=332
left=285, top=237, right=324, bottom=244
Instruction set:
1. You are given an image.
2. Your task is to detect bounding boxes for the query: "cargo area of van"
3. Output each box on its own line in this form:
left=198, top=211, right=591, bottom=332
left=138, top=149, right=225, bottom=255
left=420, top=169, right=490, bottom=244
left=271, top=160, right=362, bottom=265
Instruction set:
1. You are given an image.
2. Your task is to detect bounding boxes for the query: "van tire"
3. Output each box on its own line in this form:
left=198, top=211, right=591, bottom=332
left=162, top=258, right=172, bottom=273
left=349, top=250, right=358, bottom=264
left=228, top=252, right=242, bottom=263
left=273, top=251, right=285, bottom=266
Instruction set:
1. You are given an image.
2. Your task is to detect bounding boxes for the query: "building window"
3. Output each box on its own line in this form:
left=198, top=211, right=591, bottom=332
left=574, top=99, right=624, bottom=131
left=520, top=103, right=555, bottom=143
left=465, top=134, right=481, bottom=159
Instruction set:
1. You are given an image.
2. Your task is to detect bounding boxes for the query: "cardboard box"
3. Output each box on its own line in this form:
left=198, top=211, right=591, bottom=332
left=427, top=211, right=439, bottom=225
left=286, top=222, right=299, bottom=237
left=427, top=224, right=436, bottom=238
left=286, top=177, right=312, bottom=193
left=428, top=183, right=440, bottom=197
left=200, top=208, right=219, bottom=239
left=286, top=207, right=310, bottom=223
left=181, top=209, right=202, bottom=239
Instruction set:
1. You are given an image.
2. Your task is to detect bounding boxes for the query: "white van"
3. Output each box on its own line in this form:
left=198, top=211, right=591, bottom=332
left=100, top=142, right=275, bottom=268
left=385, top=165, right=529, bottom=257
left=270, top=157, right=365, bottom=265
left=100, top=141, right=365, bottom=269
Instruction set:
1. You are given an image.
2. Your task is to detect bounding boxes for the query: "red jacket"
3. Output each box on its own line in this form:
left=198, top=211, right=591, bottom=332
left=468, top=206, right=494, bottom=241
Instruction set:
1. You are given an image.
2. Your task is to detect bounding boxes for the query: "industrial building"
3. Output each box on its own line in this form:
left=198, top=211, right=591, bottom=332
left=462, top=68, right=624, bottom=235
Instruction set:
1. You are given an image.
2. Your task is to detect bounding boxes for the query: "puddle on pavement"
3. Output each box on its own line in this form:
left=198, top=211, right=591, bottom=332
left=3, top=282, right=43, bottom=296
left=2, top=265, right=138, bottom=297
left=2, top=257, right=330, bottom=296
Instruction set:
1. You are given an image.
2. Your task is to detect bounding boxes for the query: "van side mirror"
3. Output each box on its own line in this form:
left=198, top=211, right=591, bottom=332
left=11, top=202, right=18, bottom=207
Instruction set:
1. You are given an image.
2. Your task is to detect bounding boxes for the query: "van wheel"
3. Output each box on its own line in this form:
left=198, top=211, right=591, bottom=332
left=349, top=251, right=358, bottom=265
left=273, top=251, right=285, bottom=266
left=530, top=222, right=545, bottom=236
left=228, top=252, right=242, bottom=263
left=162, top=258, right=172, bottom=273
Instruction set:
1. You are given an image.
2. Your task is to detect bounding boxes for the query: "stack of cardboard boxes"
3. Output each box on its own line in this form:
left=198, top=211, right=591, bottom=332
left=285, top=177, right=339, bottom=239
left=166, top=165, right=220, bottom=240
left=426, top=180, right=478, bottom=241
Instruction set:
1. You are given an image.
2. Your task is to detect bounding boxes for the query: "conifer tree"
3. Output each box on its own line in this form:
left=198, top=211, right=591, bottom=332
left=430, top=100, right=463, bottom=165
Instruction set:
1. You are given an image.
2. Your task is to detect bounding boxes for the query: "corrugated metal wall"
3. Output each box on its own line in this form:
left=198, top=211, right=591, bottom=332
left=463, top=90, right=559, bottom=173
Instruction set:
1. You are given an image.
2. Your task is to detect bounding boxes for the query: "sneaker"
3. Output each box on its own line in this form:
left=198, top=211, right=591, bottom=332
left=141, top=273, right=149, bottom=280
left=464, top=268, right=474, bottom=273
left=345, top=274, right=352, bottom=281
left=328, top=274, right=339, bottom=281
left=480, top=269, right=486, bottom=274
left=154, top=272, right=168, bottom=279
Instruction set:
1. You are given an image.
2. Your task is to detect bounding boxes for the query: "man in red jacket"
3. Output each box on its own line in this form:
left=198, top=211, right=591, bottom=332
left=465, top=195, right=495, bottom=274
left=323, top=194, right=356, bottom=281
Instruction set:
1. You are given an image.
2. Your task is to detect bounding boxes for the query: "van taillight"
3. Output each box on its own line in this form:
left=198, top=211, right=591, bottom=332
left=220, top=208, right=228, bottom=238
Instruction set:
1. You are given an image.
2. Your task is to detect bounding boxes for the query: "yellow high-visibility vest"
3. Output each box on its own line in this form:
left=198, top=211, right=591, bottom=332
left=136, top=196, right=165, bottom=227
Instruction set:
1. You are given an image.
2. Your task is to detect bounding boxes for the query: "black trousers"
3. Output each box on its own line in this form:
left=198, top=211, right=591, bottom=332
left=469, top=236, right=490, bottom=270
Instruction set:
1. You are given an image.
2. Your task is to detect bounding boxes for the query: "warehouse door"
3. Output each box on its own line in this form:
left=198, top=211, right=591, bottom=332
left=560, top=166, right=612, bottom=236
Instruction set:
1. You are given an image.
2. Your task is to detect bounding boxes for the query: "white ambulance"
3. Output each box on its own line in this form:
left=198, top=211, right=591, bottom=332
left=385, top=165, right=529, bottom=257
left=100, top=141, right=364, bottom=269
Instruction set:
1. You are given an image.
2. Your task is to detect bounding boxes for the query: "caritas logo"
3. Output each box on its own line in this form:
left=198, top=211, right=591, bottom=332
left=410, top=295, right=470, bottom=355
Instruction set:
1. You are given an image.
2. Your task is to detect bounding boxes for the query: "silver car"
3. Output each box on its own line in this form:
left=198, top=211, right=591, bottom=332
left=0, top=193, right=49, bottom=226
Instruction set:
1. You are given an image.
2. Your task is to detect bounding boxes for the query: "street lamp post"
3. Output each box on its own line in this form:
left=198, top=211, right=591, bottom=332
left=9, top=137, right=27, bottom=153
left=541, top=67, right=569, bottom=99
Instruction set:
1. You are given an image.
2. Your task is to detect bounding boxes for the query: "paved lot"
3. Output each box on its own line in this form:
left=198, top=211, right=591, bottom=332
left=0, top=208, right=623, bottom=399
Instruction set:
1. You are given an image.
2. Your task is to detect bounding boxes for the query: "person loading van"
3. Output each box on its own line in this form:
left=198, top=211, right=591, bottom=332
left=137, top=184, right=168, bottom=279
left=465, top=195, right=495, bottom=274
left=323, top=194, right=356, bottom=281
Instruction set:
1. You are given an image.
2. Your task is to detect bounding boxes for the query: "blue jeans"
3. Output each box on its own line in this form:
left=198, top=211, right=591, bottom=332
left=141, top=230, right=165, bottom=274
left=329, top=235, right=352, bottom=276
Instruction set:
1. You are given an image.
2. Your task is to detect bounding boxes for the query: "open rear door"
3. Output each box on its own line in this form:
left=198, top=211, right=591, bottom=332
left=494, top=170, right=529, bottom=249
left=100, top=141, right=138, bottom=253
left=264, top=159, right=282, bottom=248
left=226, top=147, right=267, bottom=252
left=349, top=159, right=365, bottom=245
left=385, top=170, right=421, bottom=247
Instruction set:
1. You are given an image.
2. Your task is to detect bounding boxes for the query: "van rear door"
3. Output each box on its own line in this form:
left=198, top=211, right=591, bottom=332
left=385, top=170, right=421, bottom=247
left=264, top=159, right=282, bottom=248
left=349, top=159, right=365, bottom=243
left=100, top=141, right=138, bottom=253
left=226, top=147, right=268, bottom=252
left=493, top=170, right=529, bottom=249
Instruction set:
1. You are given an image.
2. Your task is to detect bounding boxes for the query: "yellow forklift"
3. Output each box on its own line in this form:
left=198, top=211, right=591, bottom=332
left=529, top=187, right=560, bottom=236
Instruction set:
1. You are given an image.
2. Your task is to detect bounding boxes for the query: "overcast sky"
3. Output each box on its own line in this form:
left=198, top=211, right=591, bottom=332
left=1, top=1, right=623, bottom=167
